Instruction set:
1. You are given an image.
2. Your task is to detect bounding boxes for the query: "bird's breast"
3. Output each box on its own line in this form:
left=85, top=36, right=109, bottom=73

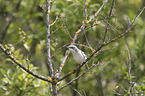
left=72, top=51, right=85, bottom=64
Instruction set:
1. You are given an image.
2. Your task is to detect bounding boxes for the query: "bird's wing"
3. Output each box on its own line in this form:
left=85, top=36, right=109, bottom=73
left=80, top=50, right=87, bottom=59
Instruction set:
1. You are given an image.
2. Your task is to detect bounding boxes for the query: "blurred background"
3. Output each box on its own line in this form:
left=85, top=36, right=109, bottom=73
left=0, top=0, right=145, bottom=95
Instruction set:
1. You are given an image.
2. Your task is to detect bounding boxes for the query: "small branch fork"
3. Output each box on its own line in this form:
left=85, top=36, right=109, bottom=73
left=46, top=0, right=57, bottom=96
left=58, top=62, right=99, bottom=92
left=0, top=0, right=145, bottom=95
left=57, top=6, right=145, bottom=82
left=56, top=0, right=108, bottom=79
left=46, top=0, right=54, bottom=77
left=103, top=0, right=115, bottom=43
left=73, top=0, right=108, bottom=43
left=0, top=44, right=51, bottom=83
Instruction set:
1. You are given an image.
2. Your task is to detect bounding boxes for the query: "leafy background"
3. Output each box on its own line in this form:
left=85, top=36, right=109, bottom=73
left=0, top=0, right=145, bottom=96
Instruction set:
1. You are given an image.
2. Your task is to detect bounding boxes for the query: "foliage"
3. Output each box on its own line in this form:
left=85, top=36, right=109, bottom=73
left=0, top=0, right=145, bottom=96
left=0, top=64, right=50, bottom=96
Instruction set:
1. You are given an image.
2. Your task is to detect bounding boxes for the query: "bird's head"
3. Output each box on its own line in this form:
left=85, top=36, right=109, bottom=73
left=67, top=45, right=78, bottom=52
left=67, top=44, right=87, bottom=64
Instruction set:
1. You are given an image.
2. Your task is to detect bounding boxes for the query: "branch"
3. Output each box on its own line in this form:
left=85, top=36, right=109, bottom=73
left=57, top=0, right=108, bottom=78
left=46, top=0, right=58, bottom=96
left=46, top=0, right=54, bottom=77
left=0, top=43, right=51, bottom=83
left=58, top=6, right=145, bottom=82
left=126, top=46, right=132, bottom=94
left=73, top=0, right=108, bottom=43
left=56, top=49, right=69, bottom=78
left=84, top=0, right=88, bottom=21
left=58, top=63, right=98, bottom=92
left=104, top=7, right=145, bottom=46
left=88, top=0, right=108, bottom=22
left=103, top=0, right=115, bottom=43
left=69, top=85, right=82, bottom=96
left=58, top=44, right=103, bottom=81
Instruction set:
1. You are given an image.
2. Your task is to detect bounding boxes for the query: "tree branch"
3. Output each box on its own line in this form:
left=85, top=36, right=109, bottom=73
left=46, top=0, right=54, bottom=77
left=103, top=0, right=115, bottom=43
left=0, top=43, right=51, bottom=83
left=58, top=63, right=98, bottom=92
left=57, top=0, right=108, bottom=78
left=58, top=6, right=145, bottom=82
left=46, top=0, right=57, bottom=96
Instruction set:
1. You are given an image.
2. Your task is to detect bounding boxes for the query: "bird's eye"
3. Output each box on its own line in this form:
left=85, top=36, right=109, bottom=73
left=70, top=47, right=74, bottom=48
left=69, top=47, right=74, bottom=49
left=69, top=47, right=78, bottom=52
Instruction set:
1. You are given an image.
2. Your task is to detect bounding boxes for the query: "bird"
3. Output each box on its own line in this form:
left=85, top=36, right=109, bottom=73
left=67, top=45, right=89, bottom=68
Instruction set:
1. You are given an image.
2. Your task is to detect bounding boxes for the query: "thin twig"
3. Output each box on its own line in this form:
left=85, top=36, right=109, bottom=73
left=51, top=44, right=70, bottom=58
left=82, top=90, right=87, bottom=96
left=69, top=85, right=82, bottom=96
left=0, top=44, right=51, bottom=83
left=49, top=0, right=85, bottom=38
left=84, top=0, right=88, bottom=21
left=56, top=50, right=69, bottom=78
left=58, top=6, right=145, bottom=82
left=58, top=63, right=97, bottom=91
left=64, top=26, right=73, bottom=39
left=103, top=0, right=115, bottom=43
left=88, top=0, right=108, bottom=22
left=105, top=7, right=145, bottom=46
left=50, top=16, right=59, bottom=26
left=57, top=0, right=108, bottom=78
left=126, top=45, right=132, bottom=95
left=104, top=20, right=121, bottom=35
